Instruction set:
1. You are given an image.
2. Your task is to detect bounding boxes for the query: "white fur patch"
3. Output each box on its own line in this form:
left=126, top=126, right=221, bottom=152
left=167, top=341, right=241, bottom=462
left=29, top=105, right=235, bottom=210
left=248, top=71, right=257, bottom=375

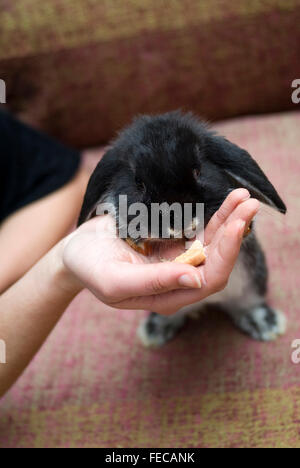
left=180, top=255, right=258, bottom=317
left=137, top=314, right=185, bottom=348
left=237, top=307, right=287, bottom=341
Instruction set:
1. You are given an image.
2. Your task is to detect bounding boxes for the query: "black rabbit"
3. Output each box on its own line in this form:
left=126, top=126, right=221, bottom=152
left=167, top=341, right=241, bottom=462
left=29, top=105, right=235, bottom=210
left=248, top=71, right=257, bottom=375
left=79, top=111, right=287, bottom=346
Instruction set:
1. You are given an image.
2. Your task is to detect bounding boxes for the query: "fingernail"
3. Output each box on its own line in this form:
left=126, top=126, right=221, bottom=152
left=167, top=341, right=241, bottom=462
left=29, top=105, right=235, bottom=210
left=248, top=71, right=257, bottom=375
left=242, top=193, right=251, bottom=201
left=238, top=220, right=246, bottom=236
left=178, top=274, right=202, bottom=289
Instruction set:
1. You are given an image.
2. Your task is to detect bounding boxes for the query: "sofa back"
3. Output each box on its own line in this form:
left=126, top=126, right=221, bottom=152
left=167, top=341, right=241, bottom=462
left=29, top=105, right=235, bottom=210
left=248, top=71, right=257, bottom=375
left=1, top=0, right=299, bottom=147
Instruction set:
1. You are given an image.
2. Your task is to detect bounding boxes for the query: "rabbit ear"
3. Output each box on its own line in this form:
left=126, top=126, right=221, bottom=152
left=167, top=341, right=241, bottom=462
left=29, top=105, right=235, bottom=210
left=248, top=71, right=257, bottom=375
left=78, top=148, right=121, bottom=226
left=207, top=136, right=287, bottom=214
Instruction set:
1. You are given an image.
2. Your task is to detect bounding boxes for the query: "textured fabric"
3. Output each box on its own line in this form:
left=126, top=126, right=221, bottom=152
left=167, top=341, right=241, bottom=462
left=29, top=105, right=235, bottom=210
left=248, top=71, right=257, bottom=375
left=0, top=109, right=80, bottom=223
left=0, top=110, right=299, bottom=448
left=0, top=0, right=299, bottom=147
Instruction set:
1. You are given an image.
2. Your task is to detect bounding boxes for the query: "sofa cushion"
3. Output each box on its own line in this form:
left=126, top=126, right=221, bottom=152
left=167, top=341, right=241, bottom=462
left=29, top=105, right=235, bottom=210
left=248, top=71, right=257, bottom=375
left=0, top=0, right=299, bottom=146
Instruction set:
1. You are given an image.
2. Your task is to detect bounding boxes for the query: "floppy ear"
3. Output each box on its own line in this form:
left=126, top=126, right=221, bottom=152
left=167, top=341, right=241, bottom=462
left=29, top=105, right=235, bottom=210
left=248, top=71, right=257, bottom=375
left=207, top=136, right=287, bottom=214
left=78, top=148, right=120, bottom=226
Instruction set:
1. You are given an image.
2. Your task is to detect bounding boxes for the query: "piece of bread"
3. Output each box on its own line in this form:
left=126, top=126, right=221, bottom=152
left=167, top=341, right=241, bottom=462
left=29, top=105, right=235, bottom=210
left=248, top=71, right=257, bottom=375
left=173, top=239, right=206, bottom=266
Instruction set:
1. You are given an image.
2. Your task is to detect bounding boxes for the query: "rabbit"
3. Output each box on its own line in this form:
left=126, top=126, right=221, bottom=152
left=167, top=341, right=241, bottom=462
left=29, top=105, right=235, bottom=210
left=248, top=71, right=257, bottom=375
left=78, top=110, right=287, bottom=347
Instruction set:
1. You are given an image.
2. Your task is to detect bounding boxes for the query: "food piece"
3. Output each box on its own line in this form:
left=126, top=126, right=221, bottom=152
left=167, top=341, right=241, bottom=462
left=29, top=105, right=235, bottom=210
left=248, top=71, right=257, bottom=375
left=125, top=237, right=206, bottom=265
left=174, top=239, right=206, bottom=266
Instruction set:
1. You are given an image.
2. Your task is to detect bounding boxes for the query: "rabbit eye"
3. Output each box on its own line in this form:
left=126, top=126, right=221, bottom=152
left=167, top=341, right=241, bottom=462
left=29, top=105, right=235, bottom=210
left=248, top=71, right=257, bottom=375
left=193, top=168, right=201, bottom=179
left=136, top=177, right=146, bottom=192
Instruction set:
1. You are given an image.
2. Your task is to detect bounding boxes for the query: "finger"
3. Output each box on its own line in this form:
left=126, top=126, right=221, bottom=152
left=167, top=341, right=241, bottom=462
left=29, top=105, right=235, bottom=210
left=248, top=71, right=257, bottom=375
left=177, top=213, right=255, bottom=309
left=205, top=189, right=250, bottom=245
left=108, top=290, right=195, bottom=314
left=204, top=218, right=246, bottom=294
left=99, top=261, right=203, bottom=303
left=107, top=285, right=206, bottom=314
left=208, top=198, right=260, bottom=251
left=225, top=198, right=260, bottom=229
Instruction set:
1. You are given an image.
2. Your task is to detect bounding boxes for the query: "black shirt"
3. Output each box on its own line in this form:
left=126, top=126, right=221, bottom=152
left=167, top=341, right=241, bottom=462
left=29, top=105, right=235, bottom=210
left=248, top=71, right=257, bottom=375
left=0, top=110, right=80, bottom=223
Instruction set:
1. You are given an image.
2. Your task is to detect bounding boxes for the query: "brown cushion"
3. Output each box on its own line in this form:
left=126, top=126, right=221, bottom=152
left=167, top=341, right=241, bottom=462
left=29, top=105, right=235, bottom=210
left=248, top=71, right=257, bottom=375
left=1, top=0, right=300, bottom=147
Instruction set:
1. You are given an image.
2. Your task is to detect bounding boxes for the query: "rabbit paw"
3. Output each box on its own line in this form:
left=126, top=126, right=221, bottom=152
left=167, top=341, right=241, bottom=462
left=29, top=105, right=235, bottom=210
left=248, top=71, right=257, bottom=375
left=137, top=312, right=186, bottom=348
left=233, top=305, right=287, bottom=341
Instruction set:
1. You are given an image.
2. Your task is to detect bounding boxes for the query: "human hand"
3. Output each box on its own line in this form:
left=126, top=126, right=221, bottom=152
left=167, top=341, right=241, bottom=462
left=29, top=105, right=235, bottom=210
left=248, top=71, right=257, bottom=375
left=63, top=189, right=259, bottom=314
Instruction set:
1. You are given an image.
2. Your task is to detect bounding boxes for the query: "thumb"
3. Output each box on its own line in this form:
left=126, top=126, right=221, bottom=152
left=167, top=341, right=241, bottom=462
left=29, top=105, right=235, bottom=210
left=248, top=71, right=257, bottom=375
left=103, top=261, right=203, bottom=302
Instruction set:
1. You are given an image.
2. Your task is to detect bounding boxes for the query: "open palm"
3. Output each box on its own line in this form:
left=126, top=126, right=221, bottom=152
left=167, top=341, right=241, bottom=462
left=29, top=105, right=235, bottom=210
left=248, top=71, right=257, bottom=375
left=63, top=189, right=259, bottom=314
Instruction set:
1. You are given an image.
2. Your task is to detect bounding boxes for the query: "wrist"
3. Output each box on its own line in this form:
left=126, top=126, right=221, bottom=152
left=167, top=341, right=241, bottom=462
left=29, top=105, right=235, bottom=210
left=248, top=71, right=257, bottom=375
left=47, top=239, right=83, bottom=298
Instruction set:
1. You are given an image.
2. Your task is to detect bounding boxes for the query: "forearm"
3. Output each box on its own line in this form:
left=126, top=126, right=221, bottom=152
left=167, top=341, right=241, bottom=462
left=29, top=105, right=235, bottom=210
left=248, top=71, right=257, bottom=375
left=0, top=240, right=82, bottom=398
